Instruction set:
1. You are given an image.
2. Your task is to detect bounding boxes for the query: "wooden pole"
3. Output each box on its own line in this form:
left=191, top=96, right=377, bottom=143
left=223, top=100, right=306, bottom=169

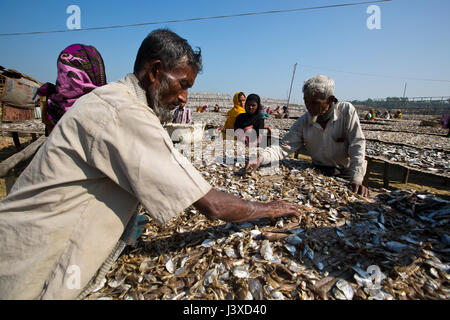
left=402, top=82, right=407, bottom=110
left=383, top=161, right=390, bottom=188
left=402, top=167, right=410, bottom=184
left=0, top=135, right=46, bottom=178
left=12, top=132, right=21, bottom=150
left=286, top=63, right=297, bottom=110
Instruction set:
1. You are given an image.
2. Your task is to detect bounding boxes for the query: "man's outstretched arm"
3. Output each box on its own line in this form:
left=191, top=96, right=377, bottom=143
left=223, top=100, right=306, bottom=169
left=194, top=188, right=300, bottom=223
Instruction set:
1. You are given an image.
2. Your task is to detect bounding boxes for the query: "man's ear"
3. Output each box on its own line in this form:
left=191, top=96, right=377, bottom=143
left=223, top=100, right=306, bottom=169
left=327, top=95, right=336, bottom=105
left=147, top=60, right=163, bottom=85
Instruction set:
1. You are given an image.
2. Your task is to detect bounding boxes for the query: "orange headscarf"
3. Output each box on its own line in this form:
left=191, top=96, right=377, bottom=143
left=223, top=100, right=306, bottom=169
left=222, top=91, right=246, bottom=139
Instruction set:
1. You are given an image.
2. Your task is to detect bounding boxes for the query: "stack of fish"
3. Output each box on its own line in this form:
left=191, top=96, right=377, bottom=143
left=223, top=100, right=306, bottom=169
left=84, top=149, right=449, bottom=300
left=364, top=130, right=449, bottom=151
left=365, top=141, right=450, bottom=175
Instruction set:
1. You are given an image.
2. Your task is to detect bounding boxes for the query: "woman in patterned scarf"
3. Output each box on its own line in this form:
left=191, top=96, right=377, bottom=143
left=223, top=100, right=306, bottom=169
left=38, top=44, right=107, bottom=135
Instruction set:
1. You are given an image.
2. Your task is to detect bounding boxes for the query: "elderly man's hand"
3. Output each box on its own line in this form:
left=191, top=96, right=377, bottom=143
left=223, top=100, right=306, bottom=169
left=351, top=183, right=369, bottom=197
left=265, top=200, right=302, bottom=219
left=245, top=156, right=262, bottom=173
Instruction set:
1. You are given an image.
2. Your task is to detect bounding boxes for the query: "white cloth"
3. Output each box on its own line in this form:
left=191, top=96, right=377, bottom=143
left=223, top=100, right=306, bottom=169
left=261, top=101, right=367, bottom=184
left=0, top=73, right=211, bottom=299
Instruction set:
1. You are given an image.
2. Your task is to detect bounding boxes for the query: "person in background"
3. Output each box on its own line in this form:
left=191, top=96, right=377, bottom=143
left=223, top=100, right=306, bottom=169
left=259, top=103, right=269, bottom=119
left=394, top=110, right=402, bottom=119
left=282, top=105, right=289, bottom=118
left=197, top=105, right=203, bottom=113
left=172, top=102, right=192, bottom=124
left=440, top=114, right=450, bottom=137
left=214, top=104, right=220, bottom=112
left=221, top=91, right=246, bottom=139
left=37, top=44, right=107, bottom=136
left=246, top=75, right=369, bottom=197
left=266, top=106, right=273, bottom=115
left=234, top=93, right=269, bottom=148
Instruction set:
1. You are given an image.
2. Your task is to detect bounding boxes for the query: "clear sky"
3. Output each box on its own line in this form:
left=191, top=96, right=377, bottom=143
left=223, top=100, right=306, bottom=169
left=1, top=0, right=449, bottom=103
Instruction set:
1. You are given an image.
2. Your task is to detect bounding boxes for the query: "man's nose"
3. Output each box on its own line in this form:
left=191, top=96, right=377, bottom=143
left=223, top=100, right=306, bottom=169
left=178, top=89, right=188, bottom=104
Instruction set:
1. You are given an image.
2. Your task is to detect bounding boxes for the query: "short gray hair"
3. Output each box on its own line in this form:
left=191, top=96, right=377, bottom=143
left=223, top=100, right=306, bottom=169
left=302, top=75, right=335, bottom=98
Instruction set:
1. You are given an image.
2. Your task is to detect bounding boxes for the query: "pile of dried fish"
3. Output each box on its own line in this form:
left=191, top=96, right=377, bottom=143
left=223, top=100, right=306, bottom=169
left=188, top=111, right=450, bottom=176
left=361, top=118, right=447, bottom=136
left=84, top=145, right=449, bottom=300
left=366, top=141, right=450, bottom=175
left=364, top=131, right=449, bottom=150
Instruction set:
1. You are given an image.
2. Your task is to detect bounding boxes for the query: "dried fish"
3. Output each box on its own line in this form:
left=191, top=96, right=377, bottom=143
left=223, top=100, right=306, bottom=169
left=286, top=235, right=302, bottom=245
left=260, top=240, right=273, bottom=261
left=232, top=265, right=249, bottom=279
left=284, top=244, right=297, bottom=256
left=82, top=113, right=450, bottom=300
left=165, top=259, right=175, bottom=274
left=224, top=246, right=238, bottom=259
left=333, top=280, right=354, bottom=300
left=303, top=245, right=314, bottom=260
left=201, top=239, right=216, bottom=248
left=248, top=278, right=264, bottom=300
left=384, top=241, right=410, bottom=252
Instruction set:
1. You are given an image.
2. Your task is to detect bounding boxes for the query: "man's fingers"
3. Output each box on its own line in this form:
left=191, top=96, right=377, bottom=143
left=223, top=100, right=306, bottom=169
left=353, top=184, right=369, bottom=197
left=363, top=186, right=370, bottom=197
left=245, top=157, right=261, bottom=173
left=272, top=201, right=303, bottom=217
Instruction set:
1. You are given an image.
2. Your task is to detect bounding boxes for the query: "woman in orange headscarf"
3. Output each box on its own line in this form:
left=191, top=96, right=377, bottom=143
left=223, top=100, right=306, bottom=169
left=222, top=91, right=246, bottom=139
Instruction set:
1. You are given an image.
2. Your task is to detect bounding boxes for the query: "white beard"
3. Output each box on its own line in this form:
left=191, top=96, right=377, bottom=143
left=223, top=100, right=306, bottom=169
left=148, top=76, right=173, bottom=123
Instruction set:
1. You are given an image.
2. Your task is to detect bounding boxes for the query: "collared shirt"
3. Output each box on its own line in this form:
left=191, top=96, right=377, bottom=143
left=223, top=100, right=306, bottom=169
left=0, top=73, right=211, bottom=300
left=173, top=106, right=192, bottom=124
left=261, top=101, right=366, bottom=184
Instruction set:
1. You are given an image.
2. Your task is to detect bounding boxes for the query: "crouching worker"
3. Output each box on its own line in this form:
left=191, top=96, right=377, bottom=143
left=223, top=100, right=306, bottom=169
left=246, top=75, right=369, bottom=197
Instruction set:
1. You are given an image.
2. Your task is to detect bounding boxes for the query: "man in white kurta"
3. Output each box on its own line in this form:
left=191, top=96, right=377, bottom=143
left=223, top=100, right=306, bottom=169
left=0, top=73, right=212, bottom=299
left=247, top=75, right=368, bottom=196
left=261, top=100, right=367, bottom=184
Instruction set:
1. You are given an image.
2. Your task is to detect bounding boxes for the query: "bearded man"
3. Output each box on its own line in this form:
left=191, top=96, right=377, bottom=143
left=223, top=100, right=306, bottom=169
left=0, top=29, right=299, bottom=299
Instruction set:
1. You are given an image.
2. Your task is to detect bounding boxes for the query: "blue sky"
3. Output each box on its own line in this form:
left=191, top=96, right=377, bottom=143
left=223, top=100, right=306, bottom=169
left=1, top=0, right=449, bottom=103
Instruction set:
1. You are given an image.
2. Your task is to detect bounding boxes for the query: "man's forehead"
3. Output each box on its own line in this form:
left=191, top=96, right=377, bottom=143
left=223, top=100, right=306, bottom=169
left=304, top=92, right=327, bottom=100
left=166, top=61, right=197, bottom=79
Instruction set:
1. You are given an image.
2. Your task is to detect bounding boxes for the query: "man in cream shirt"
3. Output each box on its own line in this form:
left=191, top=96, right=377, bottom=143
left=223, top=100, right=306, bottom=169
left=247, top=75, right=369, bottom=197
left=0, top=29, right=299, bottom=299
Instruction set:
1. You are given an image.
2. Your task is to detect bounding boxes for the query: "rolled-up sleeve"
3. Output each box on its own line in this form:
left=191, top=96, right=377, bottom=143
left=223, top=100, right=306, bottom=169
left=346, top=105, right=366, bottom=184
left=89, top=102, right=211, bottom=225
left=261, top=116, right=305, bottom=164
